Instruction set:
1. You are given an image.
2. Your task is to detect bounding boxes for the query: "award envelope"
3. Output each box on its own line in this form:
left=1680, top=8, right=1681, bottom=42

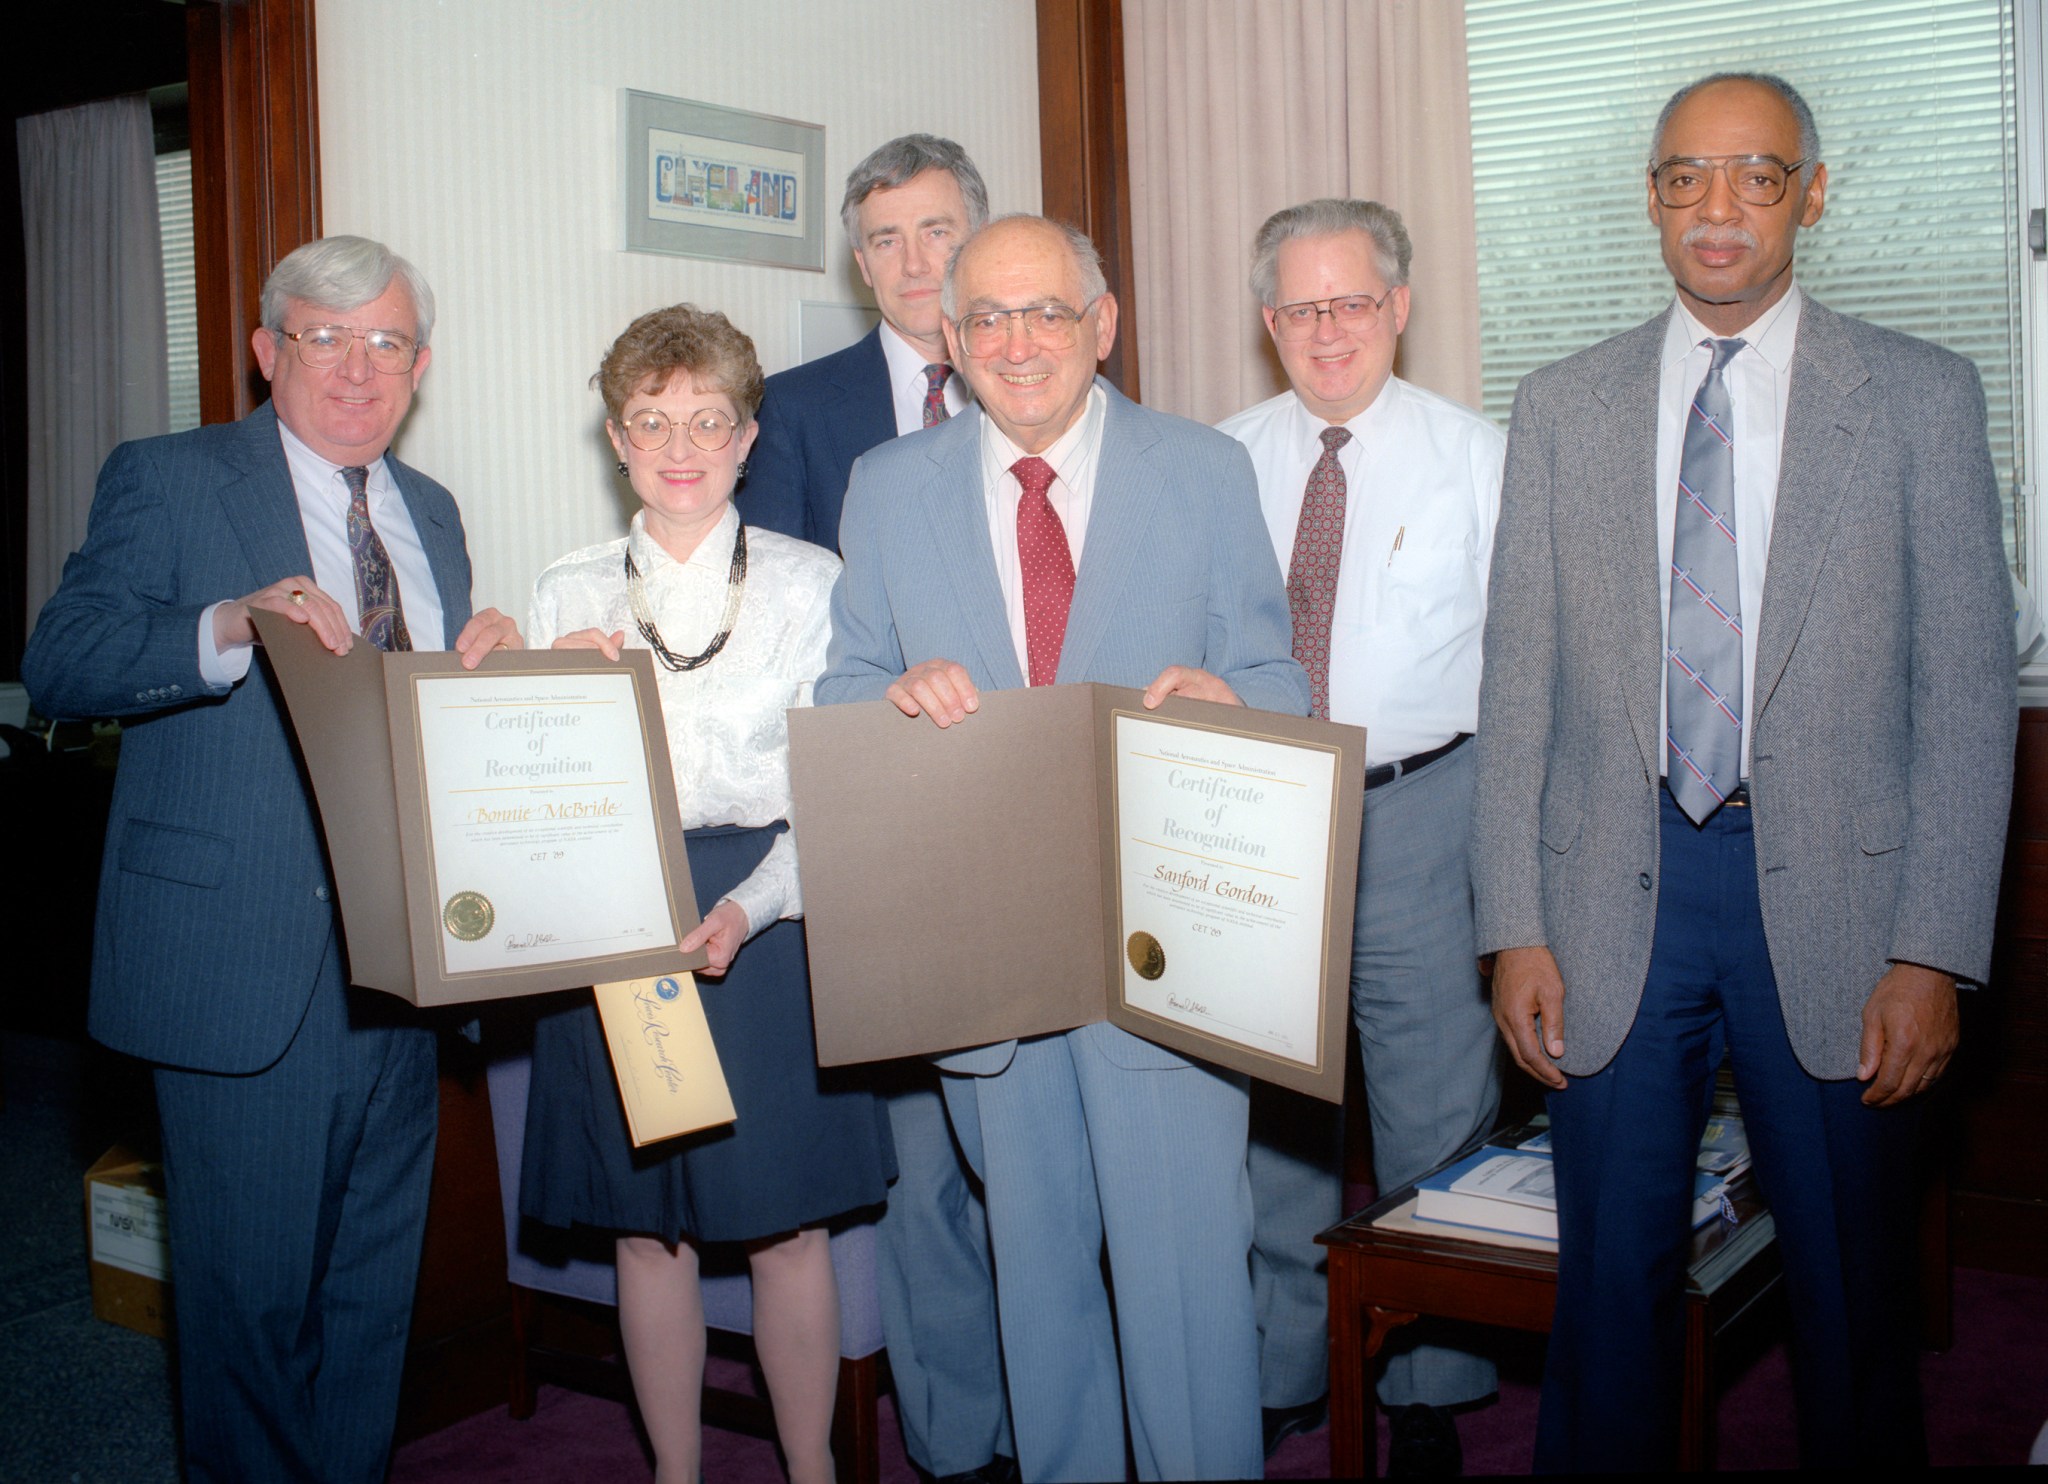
left=254, top=612, right=706, bottom=1005
left=787, top=685, right=1365, bottom=1101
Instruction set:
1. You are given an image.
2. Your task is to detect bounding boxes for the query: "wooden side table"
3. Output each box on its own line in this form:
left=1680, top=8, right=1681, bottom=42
left=1318, top=1147, right=1782, bottom=1476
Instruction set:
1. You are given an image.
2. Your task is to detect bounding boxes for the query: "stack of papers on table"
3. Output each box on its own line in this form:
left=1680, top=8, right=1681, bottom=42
left=1410, top=1144, right=1732, bottom=1243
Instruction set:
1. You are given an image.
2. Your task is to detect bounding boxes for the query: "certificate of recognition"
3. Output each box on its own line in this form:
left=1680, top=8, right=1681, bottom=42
left=254, top=613, right=704, bottom=1006
left=1110, top=713, right=1339, bottom=1071
left=789, top=686, right=1364, bottom=1100
left=412, top=671, right=677, bottom=976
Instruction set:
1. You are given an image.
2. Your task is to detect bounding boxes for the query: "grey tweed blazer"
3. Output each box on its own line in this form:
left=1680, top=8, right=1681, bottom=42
left=1471, top=298, right=2016, bottom=1079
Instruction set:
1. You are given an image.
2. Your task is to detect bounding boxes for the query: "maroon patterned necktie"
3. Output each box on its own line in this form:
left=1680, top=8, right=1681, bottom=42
left=341, top=464, right=413, bottom=652
left=922, top=363, right=952, bottom=428
left=1286, top=426, right=1351, bottom=719
left=1013, top=456, right=1074, bottom=686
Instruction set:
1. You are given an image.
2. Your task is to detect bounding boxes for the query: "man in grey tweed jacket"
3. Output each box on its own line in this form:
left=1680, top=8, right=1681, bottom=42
left=1472, top=73, right=2016, bottom=1470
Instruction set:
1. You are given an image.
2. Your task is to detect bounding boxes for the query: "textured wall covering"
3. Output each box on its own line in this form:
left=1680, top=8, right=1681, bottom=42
left=318, top=0, right=1041, bottom=617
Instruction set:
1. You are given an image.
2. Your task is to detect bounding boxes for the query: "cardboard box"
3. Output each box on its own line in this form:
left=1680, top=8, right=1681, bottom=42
left=85, top=1147, right=173, bottom=1338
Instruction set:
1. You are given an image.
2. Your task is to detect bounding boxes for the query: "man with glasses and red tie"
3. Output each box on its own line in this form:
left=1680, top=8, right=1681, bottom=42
left=1472, top=73, right=2015, bottom=1469
left=745, top=134, right=1019, bottom=1484
left=1217, top=197, right=1506, bottom=1477
left=817, top=213, right=1306, bottom=1482
left=23, top=235, right=521, bottom=1484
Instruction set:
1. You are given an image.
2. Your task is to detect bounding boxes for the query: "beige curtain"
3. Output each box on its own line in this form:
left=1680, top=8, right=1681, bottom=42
left=1125, top=0, right=1482, bottom=427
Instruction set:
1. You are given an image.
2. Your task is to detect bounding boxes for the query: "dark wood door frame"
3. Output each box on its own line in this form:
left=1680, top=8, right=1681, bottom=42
left=1036, top=0, right=1139, bottom=402
left=188, top=0, right=321, bottom=425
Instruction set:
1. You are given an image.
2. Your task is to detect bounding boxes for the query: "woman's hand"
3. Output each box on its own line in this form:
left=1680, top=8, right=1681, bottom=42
left=551, top=628, right=626, bottom=660
left=680, top=899, right=750, bottom=977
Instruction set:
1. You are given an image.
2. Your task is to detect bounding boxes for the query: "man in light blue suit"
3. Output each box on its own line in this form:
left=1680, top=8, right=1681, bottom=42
left=748, top=135, right=1015, bottom=1484
left=23, top=236, right=521, bottom=1483
left=817, top=213, right=1308, bottom=1483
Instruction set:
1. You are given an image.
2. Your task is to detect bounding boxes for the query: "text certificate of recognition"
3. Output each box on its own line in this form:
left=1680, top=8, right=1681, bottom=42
left=1112, top=712, right=1339, bottom=1068
left=412, top=671, right=679, bottom=975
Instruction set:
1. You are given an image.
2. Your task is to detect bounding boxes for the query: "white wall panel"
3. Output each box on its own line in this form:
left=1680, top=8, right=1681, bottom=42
left=318, top=0, right=1041, bottom=617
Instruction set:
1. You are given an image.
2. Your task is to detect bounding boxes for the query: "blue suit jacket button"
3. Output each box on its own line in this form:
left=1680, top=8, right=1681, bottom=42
left=315, top=885, right=331, bottom=902
left=1638, top=872, right=1652, bottom=890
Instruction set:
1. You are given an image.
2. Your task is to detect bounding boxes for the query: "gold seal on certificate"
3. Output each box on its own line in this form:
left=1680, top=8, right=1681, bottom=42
left=1126, top=930, right=1166, bottom=981
left=442, top=890, right=495, bottom=942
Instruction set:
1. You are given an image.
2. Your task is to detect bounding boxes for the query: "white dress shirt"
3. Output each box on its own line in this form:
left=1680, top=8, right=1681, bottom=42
left=878, top=319, right=972, bottom=436
left=1218, top=377, right=1504, bottom=767
left=979, top=384, right=1107, bottom=679
left=1654, top=283, right=1802, bottom=779
left=198, top=418, right=444, bottom=686
left=527, top=504, right=838, bottom=937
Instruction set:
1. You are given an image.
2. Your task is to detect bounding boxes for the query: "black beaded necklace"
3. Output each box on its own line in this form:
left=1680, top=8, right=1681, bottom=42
left=622, top=524, right=748, bottom=672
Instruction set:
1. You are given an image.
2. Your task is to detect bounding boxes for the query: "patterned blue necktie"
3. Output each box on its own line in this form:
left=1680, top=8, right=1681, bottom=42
left=1666, top=338, right=1745, bottom=824
left=341, top=464, right=413, bottom=652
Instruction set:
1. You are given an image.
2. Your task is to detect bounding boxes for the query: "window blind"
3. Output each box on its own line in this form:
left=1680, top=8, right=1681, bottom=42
left=155, top=148, right=200, bottom=433
left=1465, top=0, right=2025, bottom=569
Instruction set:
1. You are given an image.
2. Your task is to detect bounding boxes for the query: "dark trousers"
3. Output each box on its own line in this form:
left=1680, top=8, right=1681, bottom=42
left=155, top=949, right=438, bottom=1484
left=1535, top=789, right=1924, bottom=1472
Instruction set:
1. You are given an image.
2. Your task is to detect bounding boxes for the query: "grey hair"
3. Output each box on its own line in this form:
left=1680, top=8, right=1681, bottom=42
left=1651, top=72, right=1821, bottom=185
left=840, top=134, right=990, bottom=247
left=259, top=235, right=437, bottom=346
left=1248, top=199, right=1412, bottom=305
left=940, top=214, right=1108, bottom=322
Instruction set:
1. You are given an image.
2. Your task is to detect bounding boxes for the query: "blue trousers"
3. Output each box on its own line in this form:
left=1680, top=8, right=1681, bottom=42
left=1536, top=789, right=1925, bottom=1471
left=1249, top=741, right=1501, bottom=1409
left=154, top=952, right=438, bottom=1484
left=873, top=1067, right=1011, bottom=1475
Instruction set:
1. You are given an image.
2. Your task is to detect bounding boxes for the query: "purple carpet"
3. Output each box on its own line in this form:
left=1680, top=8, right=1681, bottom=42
left=389, top=1266, right=2047, bottom=1480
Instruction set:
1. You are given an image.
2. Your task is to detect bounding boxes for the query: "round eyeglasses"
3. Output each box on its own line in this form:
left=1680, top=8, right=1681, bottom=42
left=279, top=325, right=420, bottom=374
left=954, top=298, right=1101, bottom=357
left=1650, top=155, right=1809, bottom=209
left=620, top=406, right=739, bottom=454
left=1269, top=287, right=1398, bottom=341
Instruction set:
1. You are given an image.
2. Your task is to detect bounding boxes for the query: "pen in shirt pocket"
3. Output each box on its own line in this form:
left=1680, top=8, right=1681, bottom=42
left=1386, top=526, right=1405, bottom=566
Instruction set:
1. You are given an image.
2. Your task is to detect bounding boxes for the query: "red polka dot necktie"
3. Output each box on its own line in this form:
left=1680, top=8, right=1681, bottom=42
left=922, top=363, right=952, bottom=428
left=1013, top=455, right=1074, bottom=687
left=1286, top=426, right=1350, bottom=719
left=342, top=464, right=413, bottom=652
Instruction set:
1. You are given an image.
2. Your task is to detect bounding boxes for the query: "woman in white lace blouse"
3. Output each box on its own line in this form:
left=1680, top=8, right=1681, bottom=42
left=519, top=305, right=893, bottom=1484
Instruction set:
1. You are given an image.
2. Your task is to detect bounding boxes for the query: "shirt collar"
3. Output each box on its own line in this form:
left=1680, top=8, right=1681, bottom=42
left=275, top=416, right=391, bottom=504
left=1285, top=374, right=1403, bottom=449
left=628, top=501, right=739, bottom=580
left=1664, top=281, right=1804, bottom=373
left=879, top=319, right=961, bottom=403
left=981, top=381, right=1106, bottom=491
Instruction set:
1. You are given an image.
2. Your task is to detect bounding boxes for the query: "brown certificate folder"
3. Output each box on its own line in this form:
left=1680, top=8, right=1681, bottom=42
left=254, top=613, right=704, bottom=1006
left=787, top=685, right=1365, bottom=1101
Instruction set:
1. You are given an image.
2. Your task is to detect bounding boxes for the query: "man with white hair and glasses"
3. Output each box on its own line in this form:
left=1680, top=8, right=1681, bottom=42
left=24, top=235, right=521, bottom=1483
left=1219, top=197, right=1506, bottom=1476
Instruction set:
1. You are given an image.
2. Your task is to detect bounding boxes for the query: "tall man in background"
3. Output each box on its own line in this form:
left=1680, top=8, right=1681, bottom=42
left=1219, top=198, right=1505, bottom=1475
left=22, top=236, right=522, bottom=1482
left=819, top=213, right=1306, bottom=1481
left=1473, top=73, right=2016, bottom=1469
left=745, top=135, right=1014, bottom=1484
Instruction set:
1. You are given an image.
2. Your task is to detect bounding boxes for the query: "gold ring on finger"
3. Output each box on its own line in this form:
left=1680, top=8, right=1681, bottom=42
left=289, top=589, right=307, bottom=606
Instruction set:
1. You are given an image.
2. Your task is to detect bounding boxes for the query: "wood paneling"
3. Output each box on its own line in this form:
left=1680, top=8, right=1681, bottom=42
left=1951, top=708, right=2048, bottom=1274
left=187, top=0, right=321, bottom=425
left=1036, top=0, right=1140, bottom=401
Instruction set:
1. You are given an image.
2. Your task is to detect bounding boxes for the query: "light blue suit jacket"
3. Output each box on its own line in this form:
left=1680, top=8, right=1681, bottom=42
left=23, top=402, right=474, bottom=1075
left=816, top=378, right=1309, bottom=1074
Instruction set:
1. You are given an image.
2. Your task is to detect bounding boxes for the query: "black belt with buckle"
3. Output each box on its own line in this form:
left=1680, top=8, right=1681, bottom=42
left=1365, top=732, right=1471, bottom=790
left=1722, top=783, right=1751, bottom=807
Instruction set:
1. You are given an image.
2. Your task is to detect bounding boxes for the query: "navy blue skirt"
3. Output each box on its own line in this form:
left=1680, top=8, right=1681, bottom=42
left=520, top=822, right=894, bottom=1243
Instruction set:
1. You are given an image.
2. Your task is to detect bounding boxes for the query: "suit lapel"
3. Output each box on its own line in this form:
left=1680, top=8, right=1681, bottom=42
left=220, top=403, right=318, bottom=589
left=1588, top=319, right=1668, bottom=780
left=835, top=328, right=896, bottom=450
left=388, top=454, right=472, bottom=644
left=919, top=410, right=1027, bottom=689
left=1752, top=301, right=1869, bottom=719
left=1059, top=381, right=1160, bottom=683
